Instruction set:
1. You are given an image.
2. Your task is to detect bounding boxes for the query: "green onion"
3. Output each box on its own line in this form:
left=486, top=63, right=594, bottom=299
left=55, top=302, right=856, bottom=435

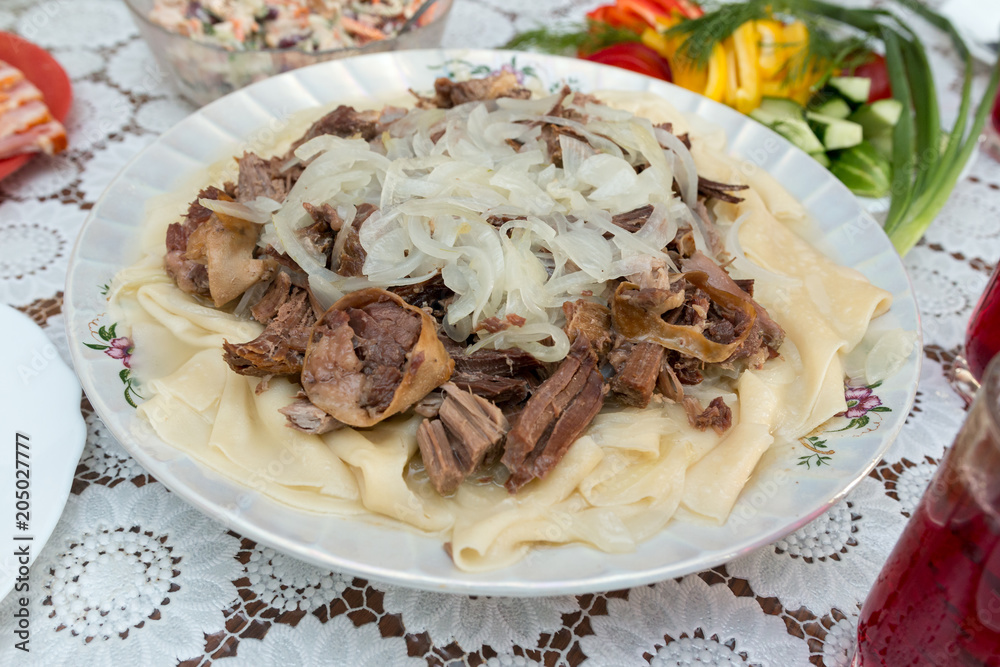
left=505, top=0, right=1000, bottom=254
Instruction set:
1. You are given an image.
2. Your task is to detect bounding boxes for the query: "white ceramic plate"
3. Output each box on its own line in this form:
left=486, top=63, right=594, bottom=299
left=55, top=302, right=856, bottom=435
left=65, top=49, right=921, bottom=596
left=0, top=305, right=86, bottom=600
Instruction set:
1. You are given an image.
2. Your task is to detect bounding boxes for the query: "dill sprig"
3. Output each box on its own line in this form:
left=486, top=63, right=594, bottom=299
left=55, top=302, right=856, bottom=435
left=666, top=0, right=874, bottom=84
left=664, top=0, right=774, bottom=67
left=503, top=21, right=641, bottom=56
left=785, top=16, right=873, bottom=85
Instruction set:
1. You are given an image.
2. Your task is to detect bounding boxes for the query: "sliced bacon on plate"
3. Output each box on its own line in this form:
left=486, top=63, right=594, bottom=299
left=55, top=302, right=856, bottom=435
left=0, top=60, right=67, bottom=160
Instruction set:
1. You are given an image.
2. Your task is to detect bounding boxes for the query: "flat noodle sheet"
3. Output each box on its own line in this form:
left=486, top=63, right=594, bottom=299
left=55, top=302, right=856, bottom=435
left=115, top=91, right=892, bottom=571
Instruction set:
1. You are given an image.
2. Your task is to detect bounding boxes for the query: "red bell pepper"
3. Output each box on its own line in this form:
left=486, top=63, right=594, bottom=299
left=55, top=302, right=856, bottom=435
left=587, top=0, right=702, bottom=33
left=587, top=5, right=648, bottom=32
left=582, top=42, right=673, bottom=82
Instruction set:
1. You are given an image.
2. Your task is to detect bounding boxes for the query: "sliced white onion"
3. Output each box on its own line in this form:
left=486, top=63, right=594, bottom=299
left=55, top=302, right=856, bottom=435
left=253, top=94, right=778, bottom=363
left=654, top=126, right=698, bottom=206
left=199, top=198, right=271, bottom=224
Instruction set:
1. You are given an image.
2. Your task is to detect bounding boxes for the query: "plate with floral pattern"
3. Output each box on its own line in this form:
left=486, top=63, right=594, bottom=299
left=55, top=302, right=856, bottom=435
left=64, top=49, right=921, bottom=596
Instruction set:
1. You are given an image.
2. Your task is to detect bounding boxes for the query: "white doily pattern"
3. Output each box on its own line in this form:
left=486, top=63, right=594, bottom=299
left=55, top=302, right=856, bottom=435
left=0, top=152, right=80, bottom=199
left=241, top=546, right=349, bottom=613
left=0, top=198, right=87, bottom=305
left=580, top=576, right=810, bottom=666
left=905, top=243, right=990, bottom=351
left=382, top=586, right=578, bottom=652
left=885, top=356, right=965, bottom=462
left=64, top=81, right=133, bottom=152
left=725, top=476, right=908, bottom=613
left=106, top=39, right=163, bottom=95
left=16, top=0, right=135, bottom=49
left=0, top=0, right=990, bottom=663
left=79, top=413, right=144, bottom=484
left=822, top=613, right=860, bottom=667
left=0, top=483, right=240, bottom=665
left=215, top=614, right=424, bottom=667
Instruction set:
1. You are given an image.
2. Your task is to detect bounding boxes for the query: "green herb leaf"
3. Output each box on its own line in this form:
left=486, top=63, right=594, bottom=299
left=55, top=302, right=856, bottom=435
left=505, top=20, right=641, bottom=57
left=84, top=343, right=108, bottom=351
left=666, top=0, right=773, bottom=68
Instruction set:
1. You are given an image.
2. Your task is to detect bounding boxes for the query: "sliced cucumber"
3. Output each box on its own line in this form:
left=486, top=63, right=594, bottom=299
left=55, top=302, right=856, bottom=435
left=827, top=76, right=872, bottom=107
left=806, top=111, right=864, bottom=151
left=848, top=99, right=904, bottom=136
left=830, top=141, right=892, bottom=198
left=757, top=96, right=805, bottom=120
left=810, top=96, right=852, bottom=120
left=810, top=151, right=831, bottom=168
left=750, top=107, right=826, bottom=154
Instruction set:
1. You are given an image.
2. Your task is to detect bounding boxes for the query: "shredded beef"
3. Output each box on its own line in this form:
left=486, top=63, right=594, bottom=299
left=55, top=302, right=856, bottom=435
left=164, top=185, right=230, bottom=296
left=667, top=351, right=704, bottom=385
left=562, top=299, right=613, bottom=359
left=415, top=71, right=531, bottom=109
left=292, top=105, right=381, bottom=152
left=413, top=391, right=444, bottom=418
left=298, top=202, right=340, bottom=264
left=335, top=203, right=378, bottom=277
left=451, top=371, right=529, bottom=404
left=389, top=274, right=454, bottom=319
left=538, top=122, right=589, bottom=168
left=304, top=202, right=343, bottom=231
left=346, top=297, right=423, bottom=412
left=502, top=335, right=607, bottom=492
left=475, top=317, right=509, bottom=334
left=611, top=205, right=654, bottom=233
left=236, top=152, right=284, bottom=203
left=683, top=396, right=733, bottom=435
left=697, top=176, right=749, bottom=204
left=680, top=251, right=784, bottom=363
left=223, top=288, right=316, bottom=377
left=441, top=338, right=543, bottom=377
left=280, top=396, right=343, bottom=434
left=734, top=278, right=754, bottom=296
left=250, top=271, right=292, bottom=324
left=417, top=383, right=509, bottom=496
left=609, top=340, right=665, bottom=408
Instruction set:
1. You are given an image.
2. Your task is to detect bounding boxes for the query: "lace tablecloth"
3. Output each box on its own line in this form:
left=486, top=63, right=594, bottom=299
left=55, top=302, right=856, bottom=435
left=0, top=0, right=992, bottom=664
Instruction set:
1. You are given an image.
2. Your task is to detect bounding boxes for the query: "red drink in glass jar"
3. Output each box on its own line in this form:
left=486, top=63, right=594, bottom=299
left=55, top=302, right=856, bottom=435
left=853, top=355, right=1000, bottom=666
left=967, top=264, right=1000, bottom=383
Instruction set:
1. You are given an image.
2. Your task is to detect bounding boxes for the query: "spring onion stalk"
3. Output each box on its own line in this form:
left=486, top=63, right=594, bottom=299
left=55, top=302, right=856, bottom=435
left=794, top=0, right=999, bottom=254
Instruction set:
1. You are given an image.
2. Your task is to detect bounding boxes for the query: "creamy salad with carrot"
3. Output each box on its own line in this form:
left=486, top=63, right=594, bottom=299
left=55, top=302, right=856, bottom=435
left=149, top=0, right=430, bottom=51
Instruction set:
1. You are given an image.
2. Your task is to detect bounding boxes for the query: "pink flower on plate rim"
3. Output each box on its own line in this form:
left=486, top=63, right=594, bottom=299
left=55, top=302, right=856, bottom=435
left=842, top=385, right=882, bottom=418
left=103, top=337, right=133, bottom=368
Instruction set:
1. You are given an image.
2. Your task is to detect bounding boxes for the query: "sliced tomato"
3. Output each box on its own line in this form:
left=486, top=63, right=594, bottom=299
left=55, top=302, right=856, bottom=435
left=847, top=53, right=892, bottom=103
left=583, top=43, right=673, bottom=82
left=587, top=5, right=648, bottom=33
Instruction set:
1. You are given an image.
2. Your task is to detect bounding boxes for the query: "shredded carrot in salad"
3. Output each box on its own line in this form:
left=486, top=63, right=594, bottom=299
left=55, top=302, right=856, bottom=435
left=149, top=0, right=432, bottom=51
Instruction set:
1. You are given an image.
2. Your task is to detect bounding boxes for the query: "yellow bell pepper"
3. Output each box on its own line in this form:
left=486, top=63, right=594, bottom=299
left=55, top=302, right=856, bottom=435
left=723, top=37, right=739, bottom=108
left=755, top=20, right=786, bottom=79
left=702, top=43, right=728, bottom=102
left=641, top=25, right=727, bottom=103
left=730, top=21, right=761, bottom=113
